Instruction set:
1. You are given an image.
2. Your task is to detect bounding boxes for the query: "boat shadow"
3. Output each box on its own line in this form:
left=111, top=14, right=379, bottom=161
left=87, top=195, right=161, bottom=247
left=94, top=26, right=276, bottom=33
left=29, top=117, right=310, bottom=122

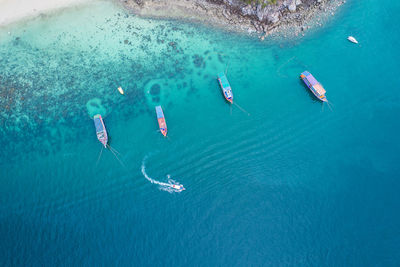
left=107, top=135, right=113, bottom=147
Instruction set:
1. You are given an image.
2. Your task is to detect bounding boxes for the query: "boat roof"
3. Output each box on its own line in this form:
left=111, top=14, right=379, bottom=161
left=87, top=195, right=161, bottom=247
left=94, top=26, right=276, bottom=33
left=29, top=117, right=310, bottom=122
left=301, top=71, right=326, bottom=94
left=93, top=115, right=105, bottom=133
left=155, top=105, right=164, bottom=119
left=218, top=72, right=230, bottom=89
left=313, top=83, right=326, bottom=95
left=301, top=72, right=318, bottom=86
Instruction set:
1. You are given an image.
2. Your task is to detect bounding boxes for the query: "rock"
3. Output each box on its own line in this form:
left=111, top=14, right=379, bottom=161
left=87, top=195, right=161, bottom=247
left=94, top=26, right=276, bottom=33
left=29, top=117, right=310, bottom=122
left=267, top=11, right=280, bottom=24
left=119, top=0, right=343, bottom=40
left=134, top=0, right=144, bottom=6
left=241, top=5, right=254, bottom=16
left=256, top=5, right=269, bottom=21
left=288, top=3, right=296, bottom=12
left=150, top=84, right=160, bottom=96
left=247, top=27, right=255, bottom=33
left=284, top=0, right=297, bottom=12
left=222, top=9, right=230, bottom=19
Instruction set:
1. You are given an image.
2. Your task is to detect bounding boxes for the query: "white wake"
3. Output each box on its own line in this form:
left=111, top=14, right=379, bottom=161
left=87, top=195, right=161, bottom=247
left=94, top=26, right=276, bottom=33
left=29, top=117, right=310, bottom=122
left=141, top=156, right=185, bottom=193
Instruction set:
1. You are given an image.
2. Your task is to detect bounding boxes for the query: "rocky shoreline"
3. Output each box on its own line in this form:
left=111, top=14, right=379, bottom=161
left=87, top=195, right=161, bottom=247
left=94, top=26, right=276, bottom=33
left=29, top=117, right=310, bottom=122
left=118, top=0, right=346, bottom=39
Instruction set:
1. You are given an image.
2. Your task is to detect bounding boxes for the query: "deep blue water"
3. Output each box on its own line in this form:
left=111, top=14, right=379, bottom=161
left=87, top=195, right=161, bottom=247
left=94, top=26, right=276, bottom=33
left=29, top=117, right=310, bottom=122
left=0, top=0, right=399, bottom=265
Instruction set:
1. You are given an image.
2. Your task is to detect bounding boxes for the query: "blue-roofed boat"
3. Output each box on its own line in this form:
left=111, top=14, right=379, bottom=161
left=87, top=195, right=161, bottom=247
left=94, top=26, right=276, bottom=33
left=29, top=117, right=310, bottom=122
left=155, top=106, right=167, bottom=137
left=217, top=72, right=233, bottom=103
left=93, top=114, right=108, bottom=147
left=300, top=71, right=327, bottom=102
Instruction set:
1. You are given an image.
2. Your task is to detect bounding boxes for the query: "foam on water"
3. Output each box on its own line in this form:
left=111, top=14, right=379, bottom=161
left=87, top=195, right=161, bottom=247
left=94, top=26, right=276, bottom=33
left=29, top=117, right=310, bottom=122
left=141, top=155, right=184, bottom=193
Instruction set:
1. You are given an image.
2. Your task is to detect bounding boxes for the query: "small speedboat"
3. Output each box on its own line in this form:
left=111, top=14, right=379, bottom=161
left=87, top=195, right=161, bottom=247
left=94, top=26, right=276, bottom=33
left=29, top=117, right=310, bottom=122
left=155, top=105, right=167, bottom=137
left=117, top=86, right=124, bottom=95
left=300, top=71, right=327, bottom=102
left=347, top=36, right=358, bottom=44
left=217, top=72, right=233, bottom=103
left=93, top=114, right=108, bottom=147
left=171, top=184, right=185, bottom=191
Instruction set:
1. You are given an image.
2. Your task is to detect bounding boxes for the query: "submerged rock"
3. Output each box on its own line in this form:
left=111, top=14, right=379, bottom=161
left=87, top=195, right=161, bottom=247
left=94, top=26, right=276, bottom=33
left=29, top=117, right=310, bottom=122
left=192, top=54, right=205, bottom=68
left=150, top=84, right=161, bottom=95
left=86, top=98, right=107, bottom=118
left=267, top=11, right=280, bottom=24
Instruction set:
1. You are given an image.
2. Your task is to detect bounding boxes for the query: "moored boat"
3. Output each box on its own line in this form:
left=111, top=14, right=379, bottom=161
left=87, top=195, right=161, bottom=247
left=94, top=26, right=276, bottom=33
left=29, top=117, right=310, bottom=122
left=155, top=105, right=167, bottom=137
left=93, top=114, right=108, bottom=147
left=347, top=36, right=358, bottom=44
left=217, top=72, right=233, bottom=103
left=117, top=86, right=124, bottom=95
left=300, top=71, right=327, bottom=102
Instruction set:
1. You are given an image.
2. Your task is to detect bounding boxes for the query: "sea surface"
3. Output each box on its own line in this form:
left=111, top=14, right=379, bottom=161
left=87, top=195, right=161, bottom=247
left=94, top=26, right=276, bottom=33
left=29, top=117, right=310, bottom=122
left=0, top=0, right=399, bottom=265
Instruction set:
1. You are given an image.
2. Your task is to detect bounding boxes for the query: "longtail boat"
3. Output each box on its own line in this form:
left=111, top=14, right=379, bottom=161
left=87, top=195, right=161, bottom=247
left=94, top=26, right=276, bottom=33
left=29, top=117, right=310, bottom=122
left=217, top=72, right=233, bottom=103
left=300, top=71, right=327, bottom=102
left=155, top=106, right=167, bottom=137
left=93, top=114, right=108, bottom=147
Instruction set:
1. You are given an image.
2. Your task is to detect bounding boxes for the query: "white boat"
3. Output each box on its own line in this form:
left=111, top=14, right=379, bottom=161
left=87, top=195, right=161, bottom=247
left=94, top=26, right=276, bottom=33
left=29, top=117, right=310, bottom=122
left=172, top=184, right=185, bottom=191
left=347, top=36, right=358, bottom=44
left=117, top=86, right=124, bottom=94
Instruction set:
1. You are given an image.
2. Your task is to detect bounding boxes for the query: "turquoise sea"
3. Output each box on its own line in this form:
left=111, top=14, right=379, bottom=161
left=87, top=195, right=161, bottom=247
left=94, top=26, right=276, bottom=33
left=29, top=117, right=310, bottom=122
left=1, top=0, right=399, bottom=265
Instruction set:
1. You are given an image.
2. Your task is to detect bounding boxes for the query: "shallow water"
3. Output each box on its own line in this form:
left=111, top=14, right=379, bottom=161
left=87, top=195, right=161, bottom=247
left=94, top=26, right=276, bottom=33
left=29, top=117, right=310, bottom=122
left=0, top=0, right=399, bottom=265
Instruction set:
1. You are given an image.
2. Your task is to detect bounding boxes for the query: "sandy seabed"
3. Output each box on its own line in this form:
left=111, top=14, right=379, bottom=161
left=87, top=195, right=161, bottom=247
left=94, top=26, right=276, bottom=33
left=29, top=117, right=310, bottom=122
left=0, top=0, right=94, bottom=26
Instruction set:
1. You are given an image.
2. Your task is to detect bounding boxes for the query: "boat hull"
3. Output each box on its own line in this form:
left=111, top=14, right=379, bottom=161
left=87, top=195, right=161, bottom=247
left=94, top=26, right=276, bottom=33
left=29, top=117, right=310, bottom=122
left=117, top=86, right=124, bottom=95
left=155, top=106, right=167, bottom=137
left=93, top=114, right=108, bottom=147
left=308, top=87, right=327, bottom=102
left=218, top=78, right=233, bottom=103
left=300, top=72, right=327, bottom=102
left=158, top=118, right=167, bottom=137
left=347, top=36, right=358, bottom=44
